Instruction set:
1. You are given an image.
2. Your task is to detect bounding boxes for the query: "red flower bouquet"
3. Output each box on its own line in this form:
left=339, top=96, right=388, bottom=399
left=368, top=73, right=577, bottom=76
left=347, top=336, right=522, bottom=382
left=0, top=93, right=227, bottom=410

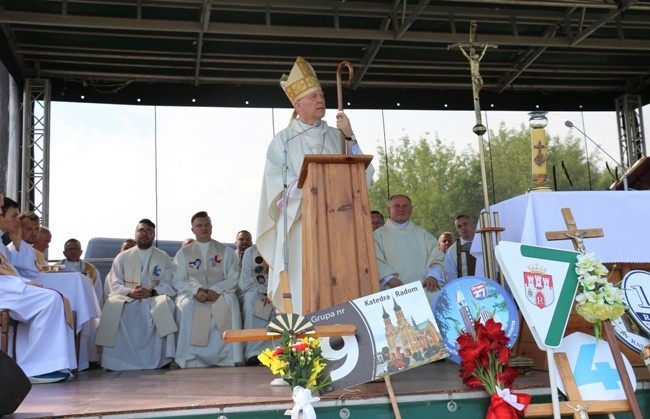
left=456, top=318, right=531, bottom=419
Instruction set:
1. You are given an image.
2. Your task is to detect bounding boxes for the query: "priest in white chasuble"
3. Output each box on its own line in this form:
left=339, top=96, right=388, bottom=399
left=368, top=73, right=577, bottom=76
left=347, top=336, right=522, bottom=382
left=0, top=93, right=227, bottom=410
left=374, top=194, right=446, bottom=303
left=256, top=56, right=374, bottom=314
left=0, top=194, right=77, bottom=383
left=97, top=218, right=177, bottom=371
left=172, top=211, right=244, bottom=368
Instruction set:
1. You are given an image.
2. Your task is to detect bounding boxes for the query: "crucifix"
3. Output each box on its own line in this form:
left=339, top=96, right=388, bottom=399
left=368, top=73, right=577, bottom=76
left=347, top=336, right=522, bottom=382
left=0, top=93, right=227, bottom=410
left=449, top=22, right=502, bottom=282
left=545, top=208, right=603, bottom=253
left=526, top=209, right=643, bottom=419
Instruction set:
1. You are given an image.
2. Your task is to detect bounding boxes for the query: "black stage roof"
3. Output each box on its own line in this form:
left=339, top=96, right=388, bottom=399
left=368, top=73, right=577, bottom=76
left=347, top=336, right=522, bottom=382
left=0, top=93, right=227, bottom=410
left=1, top=0, right=649, bottom=111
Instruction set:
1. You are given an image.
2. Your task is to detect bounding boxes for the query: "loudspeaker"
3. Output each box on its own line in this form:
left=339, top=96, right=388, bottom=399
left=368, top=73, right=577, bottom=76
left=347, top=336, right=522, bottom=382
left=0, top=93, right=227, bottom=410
left=0, top=350, right=31, bottom=416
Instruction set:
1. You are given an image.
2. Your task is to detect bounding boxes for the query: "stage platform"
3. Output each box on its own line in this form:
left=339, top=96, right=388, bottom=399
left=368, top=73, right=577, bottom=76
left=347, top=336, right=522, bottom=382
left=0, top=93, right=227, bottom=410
left=6, top=360, right=650, bottom=419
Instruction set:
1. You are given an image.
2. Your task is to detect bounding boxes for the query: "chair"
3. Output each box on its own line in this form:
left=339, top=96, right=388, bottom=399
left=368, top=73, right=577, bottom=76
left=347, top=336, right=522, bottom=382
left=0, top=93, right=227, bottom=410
left=0, top=309, right=18, bottom=359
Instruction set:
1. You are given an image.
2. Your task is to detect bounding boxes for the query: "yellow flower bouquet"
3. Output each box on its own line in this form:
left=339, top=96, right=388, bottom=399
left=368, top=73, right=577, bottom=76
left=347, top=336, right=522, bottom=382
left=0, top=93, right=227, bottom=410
left=258, top=329, right=329, bottom=392
left=574, top=253, right=626, bottom=339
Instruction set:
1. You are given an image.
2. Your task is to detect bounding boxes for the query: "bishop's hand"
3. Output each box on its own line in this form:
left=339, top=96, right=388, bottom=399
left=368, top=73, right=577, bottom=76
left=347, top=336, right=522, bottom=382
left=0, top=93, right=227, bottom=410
left=336, top=112, right=353, bottom=138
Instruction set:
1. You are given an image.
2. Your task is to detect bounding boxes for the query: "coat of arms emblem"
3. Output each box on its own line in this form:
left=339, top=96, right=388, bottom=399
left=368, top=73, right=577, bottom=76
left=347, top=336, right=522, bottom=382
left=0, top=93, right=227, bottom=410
left=523, top=263, right=554, bottom=309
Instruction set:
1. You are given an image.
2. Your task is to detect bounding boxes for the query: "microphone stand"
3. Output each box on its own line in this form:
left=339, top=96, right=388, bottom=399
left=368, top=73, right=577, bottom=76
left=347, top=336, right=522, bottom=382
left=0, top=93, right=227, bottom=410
left=565, top=121, right=629, bottom=191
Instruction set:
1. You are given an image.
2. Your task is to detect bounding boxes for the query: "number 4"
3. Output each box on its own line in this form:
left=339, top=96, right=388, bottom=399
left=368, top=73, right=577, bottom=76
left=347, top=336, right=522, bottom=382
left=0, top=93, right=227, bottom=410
left=573, top=343, right=620, bottom=390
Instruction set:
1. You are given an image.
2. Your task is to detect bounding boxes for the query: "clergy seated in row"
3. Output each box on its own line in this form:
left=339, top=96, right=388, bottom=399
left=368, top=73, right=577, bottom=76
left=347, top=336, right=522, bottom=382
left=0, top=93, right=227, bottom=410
left=96, top=219, right=177, bottom=371
left=172, top=211, right=244, bottom=368
left=238, top=244, right=274, bottom=365
left=0, top=194, right=77, bottom=383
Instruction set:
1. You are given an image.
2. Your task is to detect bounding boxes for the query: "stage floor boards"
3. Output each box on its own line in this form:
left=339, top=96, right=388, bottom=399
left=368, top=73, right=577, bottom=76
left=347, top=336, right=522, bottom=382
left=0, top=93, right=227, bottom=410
left=7, top=361, right=650, bottom=419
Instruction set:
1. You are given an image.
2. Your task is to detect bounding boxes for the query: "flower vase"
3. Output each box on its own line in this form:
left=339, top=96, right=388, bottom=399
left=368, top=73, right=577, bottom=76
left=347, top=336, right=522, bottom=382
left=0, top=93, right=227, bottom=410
left=288, top=386, right=319, bottom=419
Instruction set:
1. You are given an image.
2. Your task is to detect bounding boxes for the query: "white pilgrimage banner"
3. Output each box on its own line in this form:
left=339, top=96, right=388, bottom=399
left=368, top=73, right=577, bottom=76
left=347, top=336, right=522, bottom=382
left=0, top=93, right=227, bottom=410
left=495, top=241, right=580, bottom=349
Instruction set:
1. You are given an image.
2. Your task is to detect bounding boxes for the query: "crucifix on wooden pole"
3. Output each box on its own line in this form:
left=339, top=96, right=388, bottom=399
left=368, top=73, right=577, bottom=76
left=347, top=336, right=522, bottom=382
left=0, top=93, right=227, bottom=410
left=526, top=208, right=643, bottom=419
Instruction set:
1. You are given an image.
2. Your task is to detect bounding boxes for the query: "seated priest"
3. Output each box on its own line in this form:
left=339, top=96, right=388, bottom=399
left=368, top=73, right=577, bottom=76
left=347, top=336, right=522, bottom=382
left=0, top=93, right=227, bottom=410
left=59, top=238, right=103, bottom=307
left=172, top=211, right=244, bottom=368
left=0, top=193, right=76, bottom=383
left=18, top=211, right=43, bottom=266
left=6, top=212, right=43, bottom=280
left=96, top=218, right=177, bottom=371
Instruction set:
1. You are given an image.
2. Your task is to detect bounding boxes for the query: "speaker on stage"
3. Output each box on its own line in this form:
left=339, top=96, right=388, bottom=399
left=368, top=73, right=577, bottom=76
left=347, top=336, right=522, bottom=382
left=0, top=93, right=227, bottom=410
left=0, top=350, right=31, bottom=415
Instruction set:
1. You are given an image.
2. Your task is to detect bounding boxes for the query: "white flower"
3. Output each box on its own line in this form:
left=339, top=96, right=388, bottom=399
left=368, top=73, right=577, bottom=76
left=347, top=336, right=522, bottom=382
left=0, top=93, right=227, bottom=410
left=574, top=253, right=627, bottom=327
left=601, top=282, right=624, bottom=305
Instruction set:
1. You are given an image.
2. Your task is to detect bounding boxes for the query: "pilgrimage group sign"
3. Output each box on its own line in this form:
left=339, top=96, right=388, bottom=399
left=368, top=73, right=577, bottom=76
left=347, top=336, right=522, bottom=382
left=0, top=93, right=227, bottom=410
left=431, top=276, right=520, bottom=364
left=495, top=241, right=580, bottom=349
left=308, top=282, right=448, bottom=392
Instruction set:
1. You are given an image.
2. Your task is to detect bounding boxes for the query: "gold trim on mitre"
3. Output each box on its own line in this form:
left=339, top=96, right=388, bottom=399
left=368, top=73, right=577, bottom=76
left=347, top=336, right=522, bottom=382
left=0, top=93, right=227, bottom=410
left=280, top=57, right=321, bottom=105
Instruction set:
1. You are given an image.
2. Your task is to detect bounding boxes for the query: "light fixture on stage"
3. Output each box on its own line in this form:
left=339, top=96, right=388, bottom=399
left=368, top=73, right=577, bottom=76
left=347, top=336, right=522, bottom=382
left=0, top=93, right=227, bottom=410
left=529, top=110, right=551, bottom=192
left=565, top=120, right=629, bottom=191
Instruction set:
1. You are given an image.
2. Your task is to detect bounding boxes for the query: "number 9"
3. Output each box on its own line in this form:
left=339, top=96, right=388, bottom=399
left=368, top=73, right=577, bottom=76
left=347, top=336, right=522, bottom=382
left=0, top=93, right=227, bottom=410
left=321, top=335, right=359, bottom=381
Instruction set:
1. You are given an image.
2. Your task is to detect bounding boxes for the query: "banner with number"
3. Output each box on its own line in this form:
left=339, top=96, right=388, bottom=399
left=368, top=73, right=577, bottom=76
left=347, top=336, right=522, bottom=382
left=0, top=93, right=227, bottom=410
left=495, top=241, right=580, bottom=349
left=431, top=276, right=520, bottom=364
left=555, top=332, right=636, bottom=400
left=308, top=282, right=448, bottom=392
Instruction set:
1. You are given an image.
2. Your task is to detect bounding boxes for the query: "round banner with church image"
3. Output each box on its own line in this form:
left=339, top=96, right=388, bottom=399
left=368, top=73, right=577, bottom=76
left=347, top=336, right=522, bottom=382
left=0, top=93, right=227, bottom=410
left=431, top=276, right=520, bottom=364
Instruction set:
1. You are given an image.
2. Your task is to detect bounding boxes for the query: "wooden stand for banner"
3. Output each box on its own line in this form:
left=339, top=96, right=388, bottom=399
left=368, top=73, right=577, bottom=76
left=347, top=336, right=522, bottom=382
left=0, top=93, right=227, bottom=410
left=523, top=208, right=642, bottom=419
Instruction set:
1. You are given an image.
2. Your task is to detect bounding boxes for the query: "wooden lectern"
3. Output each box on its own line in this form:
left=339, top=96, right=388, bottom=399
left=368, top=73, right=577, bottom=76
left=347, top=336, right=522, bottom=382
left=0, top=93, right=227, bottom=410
left=297, top=154, right=380, bottom=314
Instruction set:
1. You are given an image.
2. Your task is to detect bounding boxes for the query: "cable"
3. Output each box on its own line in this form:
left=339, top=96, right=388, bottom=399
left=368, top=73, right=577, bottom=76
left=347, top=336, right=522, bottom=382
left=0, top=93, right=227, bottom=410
left=381, top=109, right=390, bottom=200
left=154, top=106, right=159, bottom=248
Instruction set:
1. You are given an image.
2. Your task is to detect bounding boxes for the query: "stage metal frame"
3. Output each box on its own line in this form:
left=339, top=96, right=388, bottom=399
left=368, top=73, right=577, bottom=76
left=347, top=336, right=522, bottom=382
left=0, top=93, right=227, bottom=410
left=615, top=94, right=646, bottom=171
left=21, top=78, right=51, bottom=238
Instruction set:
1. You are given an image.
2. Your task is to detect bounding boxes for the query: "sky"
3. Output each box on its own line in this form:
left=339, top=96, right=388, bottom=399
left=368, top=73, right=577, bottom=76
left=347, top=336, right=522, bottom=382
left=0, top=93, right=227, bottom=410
left=45, top=102, right=648, bottom=259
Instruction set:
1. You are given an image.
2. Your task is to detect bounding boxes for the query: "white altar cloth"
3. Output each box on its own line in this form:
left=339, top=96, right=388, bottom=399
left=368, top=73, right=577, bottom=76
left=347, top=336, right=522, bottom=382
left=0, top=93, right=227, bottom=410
left=38, top=271, right=102, bottom=370
left=471, top=191, right=650, bottom=275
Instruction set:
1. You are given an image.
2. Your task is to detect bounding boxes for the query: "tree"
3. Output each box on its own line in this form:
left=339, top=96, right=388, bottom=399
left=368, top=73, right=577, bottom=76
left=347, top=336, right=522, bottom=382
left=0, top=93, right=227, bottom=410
left=369, top=135, right=482, bottom=235
left=370, top=125, right=611, bottom=237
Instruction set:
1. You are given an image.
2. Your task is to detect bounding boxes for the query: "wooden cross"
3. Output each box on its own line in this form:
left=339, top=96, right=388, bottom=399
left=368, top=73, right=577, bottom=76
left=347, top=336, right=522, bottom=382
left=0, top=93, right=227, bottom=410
left=223, top=271, right=356, bottom=343
left=526, top=209, right=643, bottom=419
left=545, top=208, right=603, bottom=253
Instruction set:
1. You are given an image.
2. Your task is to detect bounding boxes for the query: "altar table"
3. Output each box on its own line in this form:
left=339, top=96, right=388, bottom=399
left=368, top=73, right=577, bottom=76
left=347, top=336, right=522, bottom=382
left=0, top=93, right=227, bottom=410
left=38, top=271, right=101, bottom=370
left=471, top=190, right=650, bottom=276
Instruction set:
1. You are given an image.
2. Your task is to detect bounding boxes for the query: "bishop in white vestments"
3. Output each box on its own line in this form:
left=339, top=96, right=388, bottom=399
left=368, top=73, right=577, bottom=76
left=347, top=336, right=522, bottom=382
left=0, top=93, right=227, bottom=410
left=96, top=219, right=177, bottom=371
left=256, top=56, right=374, bottom=314
left=172, top=211, right=244, bottom=368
